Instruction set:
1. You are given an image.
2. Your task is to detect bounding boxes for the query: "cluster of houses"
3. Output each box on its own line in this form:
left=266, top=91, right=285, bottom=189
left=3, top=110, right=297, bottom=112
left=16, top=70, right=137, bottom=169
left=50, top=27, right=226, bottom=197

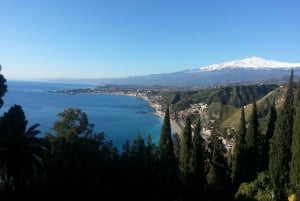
left=105, top=89, right=235, bottom=153
left=173, top=102, right=234, bottom=152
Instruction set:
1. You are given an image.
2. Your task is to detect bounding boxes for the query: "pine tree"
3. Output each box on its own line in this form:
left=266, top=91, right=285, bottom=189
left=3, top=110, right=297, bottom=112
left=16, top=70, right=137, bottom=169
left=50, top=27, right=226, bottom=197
left=52, top=108, right=93, bottom=142
left=189, top=118, right=206, bottom=199
left=244, top=100, right=260, bottom=182
left=232, top=106, right=247, bottom=190
left=269, top=69, right=294, bottom=201
left=261, top=99, right=277, bottom=171
left=290, top=78, right=300, bottom=191
left=179, top=117, right=192, bottom=184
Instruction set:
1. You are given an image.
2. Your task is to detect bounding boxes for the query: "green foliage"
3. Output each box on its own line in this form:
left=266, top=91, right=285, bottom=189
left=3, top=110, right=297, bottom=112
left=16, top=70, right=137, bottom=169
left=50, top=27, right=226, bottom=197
left=261, top=99, right=277, bottom=171
left=244, top=101, right=260, bottom=181
left=2, top=68, right=296, bottom=200
left=189, top=118, right=204, bottom=176
left=269, top=69, right=294, bottom=200
left=164, top=84, right=277, bottom=112
left=158, top=106, right=176, bottom=166
left=290, top=78, right=300, bottom=191
left=206, top=85, right=278, bottom=107
left=173, top=133, right=181, bottom=161
left=0, top=68, right=7, bottom=108
left=189, top=118, right=207, bottom=198
left=207, top=133, right=232, bottom=201
left=232, top=107, right=247, bottom=190
left=52, top=108, right=94, bottom=142
left=157, top=106, right=178, bottom=200
left=235, top=172, right=273, bottom=201
left=46, top=109, right=119, bottom=199
left=0, top=105, right=45, bottom=192
left=179, top=117, right=192, bottom=183
left=174, top=89, right=218, bottom=111
left=245, top=101, right=259, bottom=148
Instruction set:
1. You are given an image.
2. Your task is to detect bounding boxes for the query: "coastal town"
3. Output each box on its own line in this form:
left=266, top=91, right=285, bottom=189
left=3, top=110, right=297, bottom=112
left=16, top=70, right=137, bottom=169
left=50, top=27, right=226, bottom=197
left=55, top=85, right=234, bottom=152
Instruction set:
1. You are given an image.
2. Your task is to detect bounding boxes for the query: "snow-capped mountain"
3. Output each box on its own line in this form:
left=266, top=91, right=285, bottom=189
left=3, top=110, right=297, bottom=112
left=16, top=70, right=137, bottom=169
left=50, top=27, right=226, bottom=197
left=191, top=57, right=300, bottom=72
left=99, top=57, right=300, bottom=87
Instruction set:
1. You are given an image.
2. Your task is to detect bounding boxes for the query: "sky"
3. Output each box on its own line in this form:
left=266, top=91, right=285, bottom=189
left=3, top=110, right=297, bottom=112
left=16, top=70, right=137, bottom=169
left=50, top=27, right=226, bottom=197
left=1, top=0, right=300, bottom=80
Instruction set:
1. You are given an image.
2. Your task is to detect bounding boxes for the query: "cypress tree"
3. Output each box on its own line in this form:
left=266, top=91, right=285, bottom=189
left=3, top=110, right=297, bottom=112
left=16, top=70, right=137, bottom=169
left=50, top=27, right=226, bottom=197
left=207, top=133, right=232, bottom=201
left=290, top=78, right=300, bottom=191
left=173, top=133, right=181, bottom=161
left=158, top=106, right=176, bottom=166
left=231, top=106, right=247, bottom=190
left=245, top=100, right=259, bottom=148
left=244, top=100, right=260, bottom=182
left=193, top=117, right=202, bottom=138
left=179, top=117, right=192, bottom=183
left=261, top=99, right=277, bottom=171
left=189, top=118, right=206, bottom=199
left=269, top=69, right=294, bottom=201
left=157, top=106, right=178, bottom=200
left=237, top=106, right=247, bottom=145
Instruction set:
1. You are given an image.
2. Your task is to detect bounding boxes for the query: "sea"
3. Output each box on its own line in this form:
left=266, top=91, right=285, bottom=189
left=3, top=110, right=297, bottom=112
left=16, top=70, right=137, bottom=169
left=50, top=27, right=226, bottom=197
left=0, top=80, right=163, bottom=151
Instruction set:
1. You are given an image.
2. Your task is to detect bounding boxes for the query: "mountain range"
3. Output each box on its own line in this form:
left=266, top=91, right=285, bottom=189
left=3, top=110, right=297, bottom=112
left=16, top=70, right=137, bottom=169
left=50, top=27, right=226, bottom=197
left=98, top=57, right=300, bottom=87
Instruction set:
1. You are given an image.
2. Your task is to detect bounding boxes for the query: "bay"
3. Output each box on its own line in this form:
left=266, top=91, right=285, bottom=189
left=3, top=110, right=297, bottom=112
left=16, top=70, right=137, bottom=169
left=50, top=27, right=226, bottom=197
left=0, top=81, right=162, bottom=150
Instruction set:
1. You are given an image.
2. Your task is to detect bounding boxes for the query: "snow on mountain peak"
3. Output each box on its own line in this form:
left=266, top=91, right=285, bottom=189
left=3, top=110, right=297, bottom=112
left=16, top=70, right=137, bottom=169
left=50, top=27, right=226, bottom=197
left=194, top=57, right=300, bottom=72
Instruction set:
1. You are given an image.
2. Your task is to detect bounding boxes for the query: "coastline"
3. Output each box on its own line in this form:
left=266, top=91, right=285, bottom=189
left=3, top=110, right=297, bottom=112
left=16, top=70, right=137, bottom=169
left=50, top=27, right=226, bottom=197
left=146, top=99, right=182, bottom=135
left=54, top=87, right=184, bottom=136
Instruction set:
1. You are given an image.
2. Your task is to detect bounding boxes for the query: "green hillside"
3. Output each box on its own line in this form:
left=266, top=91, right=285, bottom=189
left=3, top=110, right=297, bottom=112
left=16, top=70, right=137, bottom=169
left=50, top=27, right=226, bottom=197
left=167, top=84, right=279, bottom=111
left=220, top=86, right=286, bottom=132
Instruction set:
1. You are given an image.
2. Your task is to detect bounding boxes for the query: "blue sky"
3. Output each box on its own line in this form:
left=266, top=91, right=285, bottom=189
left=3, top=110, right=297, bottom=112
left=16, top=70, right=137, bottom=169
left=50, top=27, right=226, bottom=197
left=1, top=0, right=300, bottom=80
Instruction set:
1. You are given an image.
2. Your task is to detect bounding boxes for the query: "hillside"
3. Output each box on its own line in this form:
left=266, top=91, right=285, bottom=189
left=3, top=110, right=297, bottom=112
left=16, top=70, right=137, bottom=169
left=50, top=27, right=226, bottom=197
left=220, top=86, right=286, bottom=132
left=156, top=83, right=286, bottom=136
left=162, top=84, right=279, bottom=112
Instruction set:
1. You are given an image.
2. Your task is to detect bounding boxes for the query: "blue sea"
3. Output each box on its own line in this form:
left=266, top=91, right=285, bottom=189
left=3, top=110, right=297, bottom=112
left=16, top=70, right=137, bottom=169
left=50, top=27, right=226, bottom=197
left=0, top=81, right=162, bottom=150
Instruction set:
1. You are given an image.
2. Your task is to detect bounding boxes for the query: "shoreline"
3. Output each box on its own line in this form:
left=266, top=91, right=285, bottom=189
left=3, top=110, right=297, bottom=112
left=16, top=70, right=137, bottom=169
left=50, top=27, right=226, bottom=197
left=147, top=100, right=183, bottom=135
left=55, top=88, right=184, bottom=136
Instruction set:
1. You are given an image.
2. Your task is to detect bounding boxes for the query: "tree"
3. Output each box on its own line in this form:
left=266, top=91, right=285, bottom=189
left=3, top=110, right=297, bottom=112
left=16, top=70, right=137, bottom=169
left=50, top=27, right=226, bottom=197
left=145, top=134, right=156, bottom=177
left=245, top=100, right=259, bottom=148
left=158, top=106, right=176, bottom=168
left=189, top=118, right=206, bottom=199
left=179, top=117, right=192, bottom=183
left=235, top=172, right=273, bottom=201
left=0, top=105, right=44, bottom=192
left=52, top=108, right=93, bottom=142
left=157, top=106, right=178, bottom=200
left=232, top=106, right=247, bottom=190
left=173, top=133, right=181, bottom=161
left=0, top=66, right=7, bottom=108
left=207, top=133, right=232, bottom=201
left=269, top=69, right=294, bottom=201
left=45, top=109, right=115, bottom=199
left=290, top=78, right=300, bottom=191
left=244, top=100, right=260, bottom=182
left=131, top=132, right=145, bottom=154
left=261, top=99, right=277, bottom=171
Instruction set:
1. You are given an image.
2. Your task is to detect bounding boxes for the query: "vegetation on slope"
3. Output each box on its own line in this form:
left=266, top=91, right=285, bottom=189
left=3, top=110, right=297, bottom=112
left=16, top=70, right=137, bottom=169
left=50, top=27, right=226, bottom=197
left=160, top=84, right=278, bottom=112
